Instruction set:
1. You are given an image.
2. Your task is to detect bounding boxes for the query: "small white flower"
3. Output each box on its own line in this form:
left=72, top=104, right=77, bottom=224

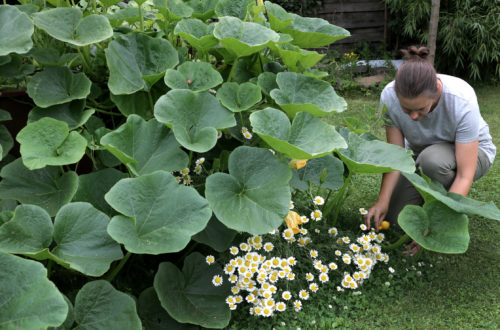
left=194, top=165, right=202, bottom=175
left=310, top=209, right=322, bottom=221
left=243, top=131, right=252, bottom=140
left=360, top=224, right=368, bottom=231
left=205, top=255, right=215, bottom=265
left=289, top=200, right=294, bottom=210
left=212, top=275, right=223, bottom=286
left=385, top=281, right=391, bottom=286
left=328, top=227, right=338, bottom=236
left=298, top=289, right=309, bottom=300
left=229, top=246, right=239, bottom=255
left=359, top=208, right=368, bottom=215
left=195, top=157, right=205, bottom=165
left=388, top=267, right=395, bottom=273
left=217, top=131, right=222, bottom=139
left=313, top=196, right=325, bottom=205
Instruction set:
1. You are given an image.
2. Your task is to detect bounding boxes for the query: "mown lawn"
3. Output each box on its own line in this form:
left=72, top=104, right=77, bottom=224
left=229, top=85, right=500, bottom=329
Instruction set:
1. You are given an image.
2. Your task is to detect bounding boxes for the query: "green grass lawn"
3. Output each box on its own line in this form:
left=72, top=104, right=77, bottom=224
left=229, top=85, right=500, bottom=329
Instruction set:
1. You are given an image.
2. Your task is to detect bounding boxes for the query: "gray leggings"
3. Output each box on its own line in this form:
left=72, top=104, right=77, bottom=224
left=386, top=143, right=492, bottom=225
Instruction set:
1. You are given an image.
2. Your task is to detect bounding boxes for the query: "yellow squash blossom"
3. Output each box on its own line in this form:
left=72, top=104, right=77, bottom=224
left=288, top=159, right=307, bottom=170
left=284, top=211, right=303, bottom=234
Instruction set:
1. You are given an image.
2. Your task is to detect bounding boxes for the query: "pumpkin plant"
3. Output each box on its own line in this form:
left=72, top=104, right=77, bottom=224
left=0, top=0, right=498, bottom=328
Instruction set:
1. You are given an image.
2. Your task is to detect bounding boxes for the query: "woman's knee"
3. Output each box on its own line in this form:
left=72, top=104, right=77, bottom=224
left=415, top=144, right=456, bottom=187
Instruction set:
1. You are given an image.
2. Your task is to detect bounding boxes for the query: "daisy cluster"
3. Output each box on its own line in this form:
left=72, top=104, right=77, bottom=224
left=208, top=198, right=391, bottom=318
left=210, top=235, right=301, bottom=317
left=173, top=157, right=205, bottom=186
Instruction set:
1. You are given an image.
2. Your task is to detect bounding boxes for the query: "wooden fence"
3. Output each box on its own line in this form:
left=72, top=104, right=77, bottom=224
left=315, top=0, right=388, bottom=52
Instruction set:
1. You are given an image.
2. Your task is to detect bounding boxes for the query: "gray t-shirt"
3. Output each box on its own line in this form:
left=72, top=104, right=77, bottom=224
left=381, top=74, right=496, bottom=164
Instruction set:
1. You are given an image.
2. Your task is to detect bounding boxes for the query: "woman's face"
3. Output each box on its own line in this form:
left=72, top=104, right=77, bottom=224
left=397, top=94, right=434, bottom=121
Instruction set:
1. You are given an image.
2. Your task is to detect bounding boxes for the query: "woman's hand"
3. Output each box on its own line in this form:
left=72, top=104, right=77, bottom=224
left=364, top=200, right=389, bottom=232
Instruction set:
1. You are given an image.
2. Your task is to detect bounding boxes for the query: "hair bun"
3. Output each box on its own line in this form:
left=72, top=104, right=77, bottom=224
left=401, top=46, right=430, bottom=61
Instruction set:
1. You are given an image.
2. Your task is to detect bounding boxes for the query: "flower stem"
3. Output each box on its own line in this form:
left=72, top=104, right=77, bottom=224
left=227, top=57, right=239, bottom=82
left=105, top=251, right=132, bottom=282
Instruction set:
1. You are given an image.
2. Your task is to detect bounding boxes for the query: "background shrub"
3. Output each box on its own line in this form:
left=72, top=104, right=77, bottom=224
left=383, top=0, right=500, bottom=81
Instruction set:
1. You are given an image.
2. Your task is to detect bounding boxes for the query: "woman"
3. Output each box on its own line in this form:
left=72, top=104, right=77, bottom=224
left=364, top=46, right=496, bottom=254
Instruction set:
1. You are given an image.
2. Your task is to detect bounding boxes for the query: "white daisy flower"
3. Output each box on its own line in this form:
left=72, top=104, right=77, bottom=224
left=282, top=291, right=292, bottom=300
left=212, top=275, right=223, bottom=286
left=309, top=282, right=319, bottom=293
left=276, top=302, right=286, bottom=312
left=360, top=224, right=368, bottom=231
left=328, top=227, right=338, bottom=236
left=194, top=165, right=202, bottom=175
left=289, top=200, right=294, bottom=210
left=195, top=157, right=205, bottom=165
left=309, top=250, right=319, bottom=258
left=359, top=208, right=368, bottom=215
left=293, top=300, right=302, bottom=311
left=313, top=196, right=325, bottom=206
left=298, top=289, right=309, bottom=300
left=300, top=215, right=309, bottom=224
left=310, top=209, right=322, bottom=221
left=318, top=273, right=329, bottom=283
left=305, top=273, right=314, bottom=282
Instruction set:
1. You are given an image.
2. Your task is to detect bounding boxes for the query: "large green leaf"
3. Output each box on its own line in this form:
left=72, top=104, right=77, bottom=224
left=205, top=146, right=291, bottom=234
left=216, top=82, right=261, bottom=112
left=0, top=5, right=34, bottom=56
left=154, top=90, right=236, bottom=152
left=213, top=16, right=280, bottom=57
left=270, top=72, right=347, bottom=117
left=0, top=253, right=68, bottom=329
left=154, top=252, right=231, bottom=328
left=250, top=108, right=347, bottom=159
left=290, top=154, right=345, bottom=191
left=74, top=280, right=142, bottom=329
left=154, top=0, right=193, bottom=21
left=28, top=100, right=94, bottom=130
left=27, top=66, right=91, bottom=108
left=0, top=158, right=78, bottom=216
left=174, top=19, right=218, bottom=51
left=402, top=172, right=500, bottom=221
left=283, top=14, right=350, bottom=48
left=264, top=2, right=350, bottom=48
left=17, top=117, right=87, bottom=170
left=105, top=171, right=212, bottom=254
left=0, top=54, right=34, bottom=82
left=33, top=8, right=113, bottom=46
left=185, top=0, right=218, bottom=20
left=257, top=71, right=278, bottom=96
left=110, top=92, right=154, bottom=119
left=193, top=216, right=237, bottom=252
left=0, top=204, right=53, bottom=255
left=272, top=43, right=324, bottom=72
left=215, top=0, right=253, bottom=19
left=398, top=202, right=470, bottom=253
left=101, top=115, right=188, bottom=176
left=0, top=125, right=13, bottom=159
left=51, top=202, right=123, bottom=277
left=73, top=168, right=128, bottom=216
left=138, top=287, right=199, bottom=330
left=264, top=1, right=294, bottom=31
left=336, top=131, right=415, bottom=174
left=105, top=33, right=178, bottom=95
left=164, top=61, right=223, bottom=92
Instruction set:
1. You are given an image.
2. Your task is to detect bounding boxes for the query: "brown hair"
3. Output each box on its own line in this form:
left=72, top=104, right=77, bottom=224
left=395, top=46, right=438, bottom=99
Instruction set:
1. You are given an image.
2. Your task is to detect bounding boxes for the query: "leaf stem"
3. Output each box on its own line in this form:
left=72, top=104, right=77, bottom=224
left=147, top=90, right=155, bottom=114
left=138, top=4, right=144, bottom=32
left=93, top=108, right=122, bottom=116
left=105, top=251, right=132, bottom=282
left=382, top=234, right=410, bottom=251
left=227, top=57, right=239, bottom=82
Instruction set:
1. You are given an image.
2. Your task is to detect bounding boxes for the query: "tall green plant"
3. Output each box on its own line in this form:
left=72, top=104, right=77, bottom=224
left=0, top=0, right=498, bottom=328
left=383, top=0, right=500, bottom=80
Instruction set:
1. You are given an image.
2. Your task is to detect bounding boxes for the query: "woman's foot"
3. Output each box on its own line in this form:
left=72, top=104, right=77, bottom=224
left=402, top=240, right=420, bottom=256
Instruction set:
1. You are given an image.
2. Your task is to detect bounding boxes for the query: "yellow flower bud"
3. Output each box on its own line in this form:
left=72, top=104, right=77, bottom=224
left=289, top=159, right=307, bottom=170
